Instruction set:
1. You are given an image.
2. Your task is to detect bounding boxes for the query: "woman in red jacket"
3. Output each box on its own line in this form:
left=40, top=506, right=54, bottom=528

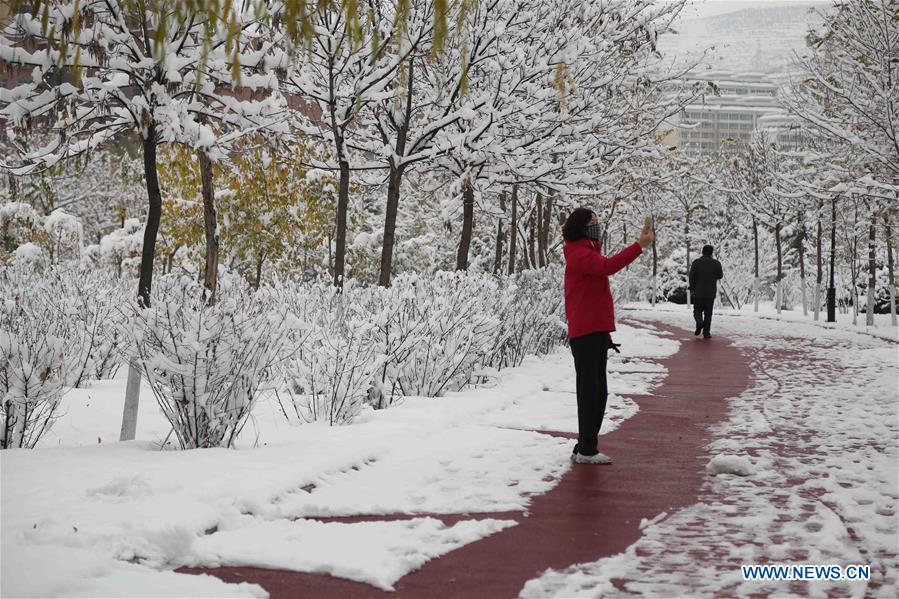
left=563, top=208, right=654, bottom=464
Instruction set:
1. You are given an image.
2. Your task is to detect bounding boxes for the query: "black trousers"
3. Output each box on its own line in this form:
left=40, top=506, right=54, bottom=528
left=693, top=297, right=715, bottom=335
left=569, top=332, right=609, bottom=456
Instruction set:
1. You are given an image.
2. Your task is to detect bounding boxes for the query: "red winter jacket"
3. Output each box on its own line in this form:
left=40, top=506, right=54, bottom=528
left=563, top=238, right=643, bottom=338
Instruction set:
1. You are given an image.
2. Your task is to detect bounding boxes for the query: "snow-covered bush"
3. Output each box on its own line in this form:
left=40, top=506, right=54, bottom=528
left=384, top=271, right=501, bottom=398
left=121, top=274, right=292, bottom=449
left=93, top=219, right=144, bottom=277
left=0, top=269, right=72, bottom=449
left=12, top=242, right=47, bottom=269
left=36, top=268, right=128, bottom=385
left=657, top=248, right=688, bottom=304
left=43, top=209, right=83, bottom=264
left=274, top=282, right=383, bottom=425
left=354, top=282, right=425, bottom=409
left=491, top=268, right=566, bottom=369
left=0, top=302, right=66, bottom=449
left=267, top=268, right=566, bottom=426
left=1, top=202, right=46, bottom=261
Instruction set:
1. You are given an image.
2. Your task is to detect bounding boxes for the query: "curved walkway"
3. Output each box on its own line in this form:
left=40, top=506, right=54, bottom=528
left=180, top=321, right=751, bottom=597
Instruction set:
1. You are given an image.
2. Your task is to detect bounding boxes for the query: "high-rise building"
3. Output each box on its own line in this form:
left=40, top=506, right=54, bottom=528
left=671, top=71, right=797, bottom=154
left=659, top=71, right=810, bottom=155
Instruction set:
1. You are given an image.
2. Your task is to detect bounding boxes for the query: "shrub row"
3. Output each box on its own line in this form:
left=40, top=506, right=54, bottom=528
left=0, top=267, right=566, bottom=449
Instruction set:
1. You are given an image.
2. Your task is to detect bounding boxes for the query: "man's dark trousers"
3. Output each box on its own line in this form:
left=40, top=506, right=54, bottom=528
left=694, top=297, right=714, bottom=336
left=569, top=332, right=609, bottom=455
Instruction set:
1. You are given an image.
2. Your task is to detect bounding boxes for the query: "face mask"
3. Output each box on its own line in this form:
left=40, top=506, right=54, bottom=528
left=585, top=223, right=602, bottom=241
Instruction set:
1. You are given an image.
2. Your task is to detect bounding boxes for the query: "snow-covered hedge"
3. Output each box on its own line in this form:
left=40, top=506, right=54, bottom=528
left=36, top=268, right=128, bottom=386
left=0, top=267, right=81, bottom=448
left=0, top=293, right=67, bottom=449
left=0, top=266, right=566, bottom=445
left=371, top=272, right=502, bottom=399
left=270, top=282, right=383, bottom=425
left=120, top=274, right=294, bottom=449
left=0, top=265, right=131, bottom=448
left=490, top=268, right=567, bottom=370
left=268, top=268, right=565, bottom=423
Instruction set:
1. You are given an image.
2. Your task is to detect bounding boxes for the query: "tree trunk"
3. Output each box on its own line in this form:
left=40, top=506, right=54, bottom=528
left=121, top=127, right=162, bottom=442
left=621, top=221, right=629, bottom=302
left=507, top=184, right=519, bottom=275
left=333, top=158, right=350, bottom=287
left=827, top=195, right=837, bottom=322
left=850, top=199, right=859, bottom=325
left=379, top=58, right=414, bottom=287
left=255, top=252, right=266, bottom=290
left=753, top=216, right=760, bottom=312
left=815, top=200, right=823, bottom=321
left=885, top=211, right=896, bottom=326
left=119, top=360, right=142, bottom=442
left=527, top=207, right=537, bottom=269
left=798, top=210, right=807, bottom=316
left=137, top=128, right=162, bottom=308
left=685, top=211, right=691, bottom=309
left=651, top=214, right=658, bottom=307
left=7, top=173, right=18, bottom=202
left=456, top=177, right=475, bottom=271
left=866, top=212, right=876, bottom=326
left=327, top=230, right=333, bottom=279
left=536, top=193, right=545, bottom=268
left=775, top=220, right=783, bottom=314
left=541, top=194, right=553, bottom=266
left=379, top=164, right=406, bottom=286
left=198, top=150, right=219, bottom=305
left=327, top=48, right=351, bottom=288
left=492, top=219, right=504, bottom=275
left=165, top=250, right=176, bottom=275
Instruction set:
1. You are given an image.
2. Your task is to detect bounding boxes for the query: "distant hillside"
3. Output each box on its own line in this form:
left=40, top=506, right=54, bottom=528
left=657, top=1, right=828, bottom=75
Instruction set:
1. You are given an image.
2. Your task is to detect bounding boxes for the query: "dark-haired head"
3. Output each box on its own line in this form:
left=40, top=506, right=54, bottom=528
left=702, top=244, right=713, bottom=256
left=562, top=208, right=596, bottom=242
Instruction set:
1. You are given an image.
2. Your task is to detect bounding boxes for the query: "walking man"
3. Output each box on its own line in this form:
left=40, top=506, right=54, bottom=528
left=689, top=245, right=723, bottom=339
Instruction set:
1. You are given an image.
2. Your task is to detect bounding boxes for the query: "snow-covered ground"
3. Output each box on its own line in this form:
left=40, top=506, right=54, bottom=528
left=522, top=307, right=898, bottom=598
left=625, top=300, right=899, bottom=343
left=5, top=306, right=896, bottom=598
left=1, top=323, right=677, bottom=598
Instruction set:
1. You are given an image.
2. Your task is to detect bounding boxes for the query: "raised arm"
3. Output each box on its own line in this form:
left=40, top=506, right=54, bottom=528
left=569, top=242, right=643, bottom=277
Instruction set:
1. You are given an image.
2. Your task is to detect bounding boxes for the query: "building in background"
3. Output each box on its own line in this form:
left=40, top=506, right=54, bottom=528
left=663, top=71, right=805, bottom=155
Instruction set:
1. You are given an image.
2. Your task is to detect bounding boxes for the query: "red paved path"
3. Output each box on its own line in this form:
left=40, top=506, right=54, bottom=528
left=180, top=320, right=751, bottom=598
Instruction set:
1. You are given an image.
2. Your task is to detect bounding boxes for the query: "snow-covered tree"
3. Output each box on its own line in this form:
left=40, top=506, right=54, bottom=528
left=1, top=1, right=284, bottom=305
left=784, top=0, right=898, bottom=324
left=275, top=0, right=417, bottom=286
left=156, top=140, right=336, bottom=286
left=0, top=138, right=144, bottom=244
left=726, top=131, right=800, bottom=313
left=785, top=0, right=898, bottom=191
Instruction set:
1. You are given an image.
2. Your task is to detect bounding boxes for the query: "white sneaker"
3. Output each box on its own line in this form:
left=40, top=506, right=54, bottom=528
left=571, top=451, right=613, bottom=465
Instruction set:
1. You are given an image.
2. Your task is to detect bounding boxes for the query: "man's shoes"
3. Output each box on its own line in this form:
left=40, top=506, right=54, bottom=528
left=571, top=451, right=613, bottom=465
left=703, top=333, right=711, bottom=339
left=694, top=326, right=702, bottom=336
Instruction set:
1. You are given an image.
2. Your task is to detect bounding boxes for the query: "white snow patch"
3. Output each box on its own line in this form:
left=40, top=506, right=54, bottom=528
left=706, top=454, right=755, bottom=477
left=191, top=517, right=516, bottom=591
